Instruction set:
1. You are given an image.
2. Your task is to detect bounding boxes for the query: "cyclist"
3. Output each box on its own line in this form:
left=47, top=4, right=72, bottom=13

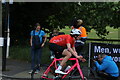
left=49, top=29, right=85, bottom=74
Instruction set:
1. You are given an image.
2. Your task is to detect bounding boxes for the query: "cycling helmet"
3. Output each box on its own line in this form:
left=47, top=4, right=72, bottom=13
left=70, top=29, right=82, bottom=35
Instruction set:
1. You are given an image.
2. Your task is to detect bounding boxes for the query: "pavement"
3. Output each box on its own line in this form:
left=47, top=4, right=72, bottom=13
left=1, top=58, right=120, bottom=80
left=2, top=58, right=90, bottom=80
left=2, top=58, right=48, bottom=80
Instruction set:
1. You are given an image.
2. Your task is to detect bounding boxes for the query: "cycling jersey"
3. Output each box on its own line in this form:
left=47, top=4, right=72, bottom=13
left=49, top=35, right=75, bottom=47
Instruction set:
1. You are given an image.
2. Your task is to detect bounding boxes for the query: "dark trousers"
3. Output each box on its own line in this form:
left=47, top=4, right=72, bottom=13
left=97, top=71, right=118, bottom=80
left=31, top=46, right=42, bottom=70
left=75, top=43, right=84, bottom=55
left=75, top=37, right=87, bottom=55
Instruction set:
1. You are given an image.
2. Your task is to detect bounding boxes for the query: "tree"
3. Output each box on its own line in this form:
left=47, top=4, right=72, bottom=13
left=3, top=2, right=120, bottom=45
left=77, top=2, right=120, bottom=39
left=45, top=2, right=120, bottom=39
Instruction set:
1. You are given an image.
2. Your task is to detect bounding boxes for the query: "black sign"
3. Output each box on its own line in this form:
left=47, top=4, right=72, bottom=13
left=91, top=43, right=120, bottom=63
left=90, top=43, right=120, bottom=68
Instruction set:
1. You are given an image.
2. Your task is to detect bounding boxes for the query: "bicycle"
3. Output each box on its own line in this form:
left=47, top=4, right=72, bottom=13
left=30, top=55, right=105, bottom=80
left=41, top=58, right=87, bottom=80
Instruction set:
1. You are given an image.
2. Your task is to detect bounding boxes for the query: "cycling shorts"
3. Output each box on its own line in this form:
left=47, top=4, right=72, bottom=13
left=49, top=43, right=66, bottom=59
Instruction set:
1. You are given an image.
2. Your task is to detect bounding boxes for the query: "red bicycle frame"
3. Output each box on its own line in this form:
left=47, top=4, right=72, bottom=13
left=41, top=58, right=85, bottom=80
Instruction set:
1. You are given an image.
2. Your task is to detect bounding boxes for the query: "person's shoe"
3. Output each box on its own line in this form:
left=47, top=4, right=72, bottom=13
left=35, top=70, right=39, bottom=74
left=55, top=70, right=67, bottom=74
left=28, top=70, right=33, bottom=74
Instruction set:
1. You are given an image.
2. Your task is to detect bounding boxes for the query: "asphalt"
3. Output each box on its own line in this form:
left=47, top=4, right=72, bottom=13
left=1, top=58, right=120, bottom=80
left=2, top=58, right=90, bottom=80
left=2, top=58, right=48, bottom=80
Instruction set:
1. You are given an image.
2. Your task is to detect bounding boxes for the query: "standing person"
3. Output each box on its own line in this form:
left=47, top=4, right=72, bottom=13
left=49, top=29, right=65, bottom=40
left=76, top=19, right=87, bottom=42
left=71, top=19, right=87, bottom=43
left=94, top=54, right=119, bottom=80
left=29, top=23, right=47, bottom=74
left=49, top=29, right=59, bottom=40
left=71, top=19, right=87, bottom=55
left=49, top=29, right=85, bottom=74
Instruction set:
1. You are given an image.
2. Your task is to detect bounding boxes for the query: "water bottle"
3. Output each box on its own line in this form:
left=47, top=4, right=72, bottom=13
left=64, top=66, right=71, bottom=72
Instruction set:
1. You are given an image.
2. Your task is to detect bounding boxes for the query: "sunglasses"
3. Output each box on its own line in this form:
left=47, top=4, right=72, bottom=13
left=74, top=34, right=80, bottom=36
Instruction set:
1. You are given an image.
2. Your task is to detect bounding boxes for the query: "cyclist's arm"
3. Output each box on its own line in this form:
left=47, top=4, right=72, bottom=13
left=72, top=47, right=78, bottom=55
left=67, top=43, right=79, bottom=58
left=72, top=47, right=77, bottom=53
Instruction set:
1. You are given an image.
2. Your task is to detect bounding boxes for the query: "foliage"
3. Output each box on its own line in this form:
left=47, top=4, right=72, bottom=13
left=9, top=26, right=119, bottom=62
left=9, top=42, right=51, bottom=64
left=2, top=2, right=120, bottom=43
left=78, top=2, right=120, bottom=39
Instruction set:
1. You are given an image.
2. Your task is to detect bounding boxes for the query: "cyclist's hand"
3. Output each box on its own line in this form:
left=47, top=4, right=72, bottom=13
left=81, top=58, right=86, bottom=62
left=76, top=56, right=83, bottom=60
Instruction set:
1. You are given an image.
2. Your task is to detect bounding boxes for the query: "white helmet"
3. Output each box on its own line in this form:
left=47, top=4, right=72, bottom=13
left=70, top=29, right=82, bottom=35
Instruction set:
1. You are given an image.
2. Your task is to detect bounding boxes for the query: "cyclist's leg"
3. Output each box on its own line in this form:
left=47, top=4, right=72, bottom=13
left=49, top=43, right=67, bottom=74
left=60, top=49, right=72, bottom=66
left=55, top=50, right=72, bottom=74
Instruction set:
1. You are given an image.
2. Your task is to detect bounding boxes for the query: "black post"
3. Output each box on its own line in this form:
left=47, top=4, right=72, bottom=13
left=2, top=38, right=7, bottom=71
left=0, top=0, right=2, bottom=72
left=2, top=2, right=9, bottom=71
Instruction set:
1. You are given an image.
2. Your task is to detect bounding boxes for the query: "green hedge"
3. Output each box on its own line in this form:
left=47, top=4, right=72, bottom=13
left=9, top=42, right=51, bottom=64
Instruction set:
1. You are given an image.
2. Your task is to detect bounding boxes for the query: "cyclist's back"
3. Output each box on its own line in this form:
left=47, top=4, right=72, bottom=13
left=49, top=35, right=74, bottom=47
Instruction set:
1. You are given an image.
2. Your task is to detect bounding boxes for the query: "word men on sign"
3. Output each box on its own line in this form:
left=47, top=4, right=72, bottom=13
left=94, top=46, right=120, bottom=54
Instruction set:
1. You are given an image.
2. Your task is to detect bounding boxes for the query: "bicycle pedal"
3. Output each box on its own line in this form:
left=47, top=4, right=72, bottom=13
left=53, top=75, right=62, bottom=79
left=55, top=73, right=65, bottom=76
